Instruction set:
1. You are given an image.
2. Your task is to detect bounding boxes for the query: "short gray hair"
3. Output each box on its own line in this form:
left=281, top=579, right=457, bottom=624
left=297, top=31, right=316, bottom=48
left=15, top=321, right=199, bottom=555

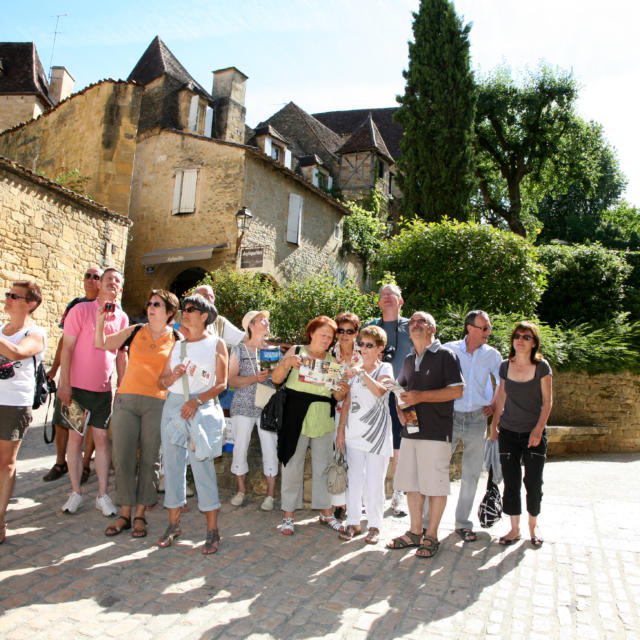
left=182, top=294, right=218, bottom=326
left=193, top=285, right=215, bottom=303
left=463, top=310, right=489, bottom=336
left=378, top=283, right=402, bottom=299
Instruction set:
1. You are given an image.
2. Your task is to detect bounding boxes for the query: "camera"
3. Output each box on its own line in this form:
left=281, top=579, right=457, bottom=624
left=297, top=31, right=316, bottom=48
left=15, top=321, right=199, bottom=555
left=382, top=345, right=396, bottom=363
left=104, top=303, right=115, bottom=312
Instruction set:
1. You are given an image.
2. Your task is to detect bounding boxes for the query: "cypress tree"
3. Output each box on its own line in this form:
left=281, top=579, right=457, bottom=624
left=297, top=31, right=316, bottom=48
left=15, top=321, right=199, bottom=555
left=395, top=0, right=476, bottom=221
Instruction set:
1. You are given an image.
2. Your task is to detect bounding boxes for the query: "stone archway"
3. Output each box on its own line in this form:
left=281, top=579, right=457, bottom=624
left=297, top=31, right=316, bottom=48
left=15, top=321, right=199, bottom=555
left=170, top=267, right=207, bottom=299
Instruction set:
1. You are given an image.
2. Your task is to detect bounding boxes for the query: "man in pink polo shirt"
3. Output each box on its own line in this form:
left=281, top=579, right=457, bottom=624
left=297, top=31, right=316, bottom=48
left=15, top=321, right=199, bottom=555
left=57, top=268, right=128, bottom=515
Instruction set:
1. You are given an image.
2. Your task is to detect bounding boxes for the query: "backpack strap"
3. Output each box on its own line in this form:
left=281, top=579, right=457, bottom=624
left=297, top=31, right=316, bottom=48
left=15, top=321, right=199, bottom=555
left=120, top=323, right=144, bottom=351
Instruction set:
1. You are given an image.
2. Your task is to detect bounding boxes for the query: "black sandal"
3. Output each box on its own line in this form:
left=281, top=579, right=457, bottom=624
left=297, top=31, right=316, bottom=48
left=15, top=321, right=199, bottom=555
left=105, top=516, right=131, bottom=537
left=43, top=462, right=68, bottom=482
left=132, top=516, right=148, bottom=538
left=203, top=529, right=220, bottom=554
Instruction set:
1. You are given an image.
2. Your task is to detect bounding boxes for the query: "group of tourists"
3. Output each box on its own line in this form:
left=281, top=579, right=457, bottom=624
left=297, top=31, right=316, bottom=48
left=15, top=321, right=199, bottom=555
left=0, top=272, right=552, bottom=559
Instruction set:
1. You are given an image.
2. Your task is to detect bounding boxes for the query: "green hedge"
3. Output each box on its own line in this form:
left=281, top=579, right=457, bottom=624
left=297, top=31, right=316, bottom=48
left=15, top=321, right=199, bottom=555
left=372, top=218, right=546, bottom=316
left=537, top=243, right=631, bottom=325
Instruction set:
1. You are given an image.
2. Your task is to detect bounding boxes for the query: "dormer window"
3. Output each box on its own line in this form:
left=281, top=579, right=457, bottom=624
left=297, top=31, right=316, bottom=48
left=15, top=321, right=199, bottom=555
left=271, top=144, right=281, bottom=162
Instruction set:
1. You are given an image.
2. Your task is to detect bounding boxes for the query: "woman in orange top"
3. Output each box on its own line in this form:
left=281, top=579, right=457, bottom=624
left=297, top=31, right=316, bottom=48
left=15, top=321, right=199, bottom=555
left=95, top=289, right=179, bottom=538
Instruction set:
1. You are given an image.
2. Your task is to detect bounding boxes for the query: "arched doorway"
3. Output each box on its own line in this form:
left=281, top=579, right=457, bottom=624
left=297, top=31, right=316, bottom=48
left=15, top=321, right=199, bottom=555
left=170, top=267, right=207, bottom=299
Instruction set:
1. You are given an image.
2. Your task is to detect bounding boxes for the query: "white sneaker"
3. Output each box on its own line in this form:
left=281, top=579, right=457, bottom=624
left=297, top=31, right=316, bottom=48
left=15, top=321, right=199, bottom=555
left=230, top=491, right=245, bottom=506
left=391, top=490, right=407, bottom=516
left=62, top=492, right=84, bottom=514
left=261, top=495, right=275, bottom=511
left=186, top=482, right=195, bottom=498
left=95, top=494, right=117, bottom=517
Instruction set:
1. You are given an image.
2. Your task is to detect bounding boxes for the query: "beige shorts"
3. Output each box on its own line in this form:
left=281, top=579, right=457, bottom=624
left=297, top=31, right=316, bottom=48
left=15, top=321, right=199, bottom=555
left=393, top=438, right=450, bottom=497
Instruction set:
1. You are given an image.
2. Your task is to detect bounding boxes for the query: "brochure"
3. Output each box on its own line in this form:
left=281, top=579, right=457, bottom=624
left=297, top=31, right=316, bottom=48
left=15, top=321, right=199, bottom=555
left=259, top=347, right=282, bottom=371
left=383, top=379, right=420, bottom=434
left=182, top=358, right=213, bottom=386
left=298, top=356, right=347, bottom=390
left=60, top=400, right=91, bottom=436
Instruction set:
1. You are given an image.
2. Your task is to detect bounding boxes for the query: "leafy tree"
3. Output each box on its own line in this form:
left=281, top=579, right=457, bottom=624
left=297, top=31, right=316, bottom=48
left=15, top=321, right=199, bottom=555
left=474, top=66, right=578, bottom=237
left=371, top=218, right=546, bottom=316
left=535, top=119, right=627, bottom=244
left=596, top=201, right=640, bottom=249
left=395, top=0, right=476, bottom=222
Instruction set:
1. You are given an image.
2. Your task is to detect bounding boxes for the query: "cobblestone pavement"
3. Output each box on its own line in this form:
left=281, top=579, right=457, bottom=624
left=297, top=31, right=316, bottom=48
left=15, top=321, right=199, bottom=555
left=1, top=411, right=639, bottom=640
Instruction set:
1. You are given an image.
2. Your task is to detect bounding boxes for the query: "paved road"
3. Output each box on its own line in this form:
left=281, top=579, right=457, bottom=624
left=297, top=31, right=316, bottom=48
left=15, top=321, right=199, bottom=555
left=1, top=412, right=639, bottom=639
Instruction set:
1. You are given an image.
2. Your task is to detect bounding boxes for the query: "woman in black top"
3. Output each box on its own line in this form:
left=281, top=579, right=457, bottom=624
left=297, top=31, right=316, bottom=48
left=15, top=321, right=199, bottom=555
left=490, top=321, right=552, bottom=548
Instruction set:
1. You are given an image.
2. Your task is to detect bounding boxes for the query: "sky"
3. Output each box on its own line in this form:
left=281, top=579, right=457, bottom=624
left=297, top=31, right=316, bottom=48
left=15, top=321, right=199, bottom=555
left=2, top=0, right=639, bottom=204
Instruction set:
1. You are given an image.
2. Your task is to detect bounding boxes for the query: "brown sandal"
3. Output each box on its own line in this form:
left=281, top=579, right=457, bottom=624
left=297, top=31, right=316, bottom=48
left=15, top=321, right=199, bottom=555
left=105, top=516, right=131, bottom=537
left=132, top=516, right=148, bottom=538
left=387, top=530, right=422, bottom=549
left=338, top=525, right=362, bottom=541
left=364, top=527, right=380, bottom=544
left=416, top=534, right=440, bottom=559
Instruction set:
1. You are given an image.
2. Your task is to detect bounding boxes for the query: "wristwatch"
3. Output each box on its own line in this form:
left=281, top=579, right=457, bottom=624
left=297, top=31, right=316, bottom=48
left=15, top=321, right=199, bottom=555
left=195, top=396, right=204, bottom=405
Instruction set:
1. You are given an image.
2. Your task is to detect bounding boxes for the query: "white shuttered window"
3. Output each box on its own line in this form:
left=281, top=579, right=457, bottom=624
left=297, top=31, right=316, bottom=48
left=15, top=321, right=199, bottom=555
left=172, top=169, right=198, bottom=215
left=286, top=193, right=303, bottom=244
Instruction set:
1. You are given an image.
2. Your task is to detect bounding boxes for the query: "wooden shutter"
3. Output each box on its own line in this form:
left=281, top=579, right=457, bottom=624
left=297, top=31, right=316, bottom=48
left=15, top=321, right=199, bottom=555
left=172, top=169, right=198, bottom=214
left=187, top=95, right=199, bottom=131
left=286, top=194, right=303, bottom=244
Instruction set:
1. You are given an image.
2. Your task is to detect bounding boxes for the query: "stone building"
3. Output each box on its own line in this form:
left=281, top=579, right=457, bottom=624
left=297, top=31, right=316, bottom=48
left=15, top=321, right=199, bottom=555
left=0, top=42, right=74, bottom=132
left=0, top=37, right=362, bottom=317
left=0, top=156, right=131, bottom=361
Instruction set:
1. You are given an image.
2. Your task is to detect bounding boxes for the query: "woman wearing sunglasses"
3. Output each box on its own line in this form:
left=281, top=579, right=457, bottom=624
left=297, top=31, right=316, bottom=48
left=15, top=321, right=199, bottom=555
left=95, top=289, right=179, bottom=539
left=156, top=294, right=228, bottom=554
left=335, top=325, right=392, bottom=543
left=0, top=281, right=46, bottom=544
left=329, top=312, right=362, bottom=523
left=490, top=321, right=552, bottom=548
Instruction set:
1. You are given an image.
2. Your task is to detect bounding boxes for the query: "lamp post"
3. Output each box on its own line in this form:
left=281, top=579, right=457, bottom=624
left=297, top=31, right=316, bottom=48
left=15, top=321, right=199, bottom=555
left=235, top=206, right=253, bottom=254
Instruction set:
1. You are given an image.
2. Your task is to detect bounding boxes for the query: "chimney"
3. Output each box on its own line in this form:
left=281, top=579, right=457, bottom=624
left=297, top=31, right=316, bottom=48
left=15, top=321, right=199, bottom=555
left=211, top=67, right=248, bottom=143
left=49, top=66, right=74, bottom=104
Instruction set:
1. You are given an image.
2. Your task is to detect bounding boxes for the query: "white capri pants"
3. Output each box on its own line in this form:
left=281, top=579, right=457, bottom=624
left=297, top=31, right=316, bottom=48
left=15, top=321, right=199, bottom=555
left=230, top=414, right=279, bottom=477
left=345, top=447, right=390, bottom=529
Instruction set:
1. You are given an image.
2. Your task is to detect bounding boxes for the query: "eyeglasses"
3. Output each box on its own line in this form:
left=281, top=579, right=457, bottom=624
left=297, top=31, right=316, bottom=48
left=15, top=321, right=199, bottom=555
left=513, top=332, right=534, bottom=342
left=5, top=292, right=27, bottom=300
left=182, top=306, right=200, bottom=314
left=84, top=273, right=101, bottom=281
left=357, top=341, right=377, bottom=349
left=409, top=318, right=430, bottom=326
left=471, top=324, right=492, bottom=333
left=337, top=328, right=356, bottom=335
left=146, top=301, right=163, bottom=308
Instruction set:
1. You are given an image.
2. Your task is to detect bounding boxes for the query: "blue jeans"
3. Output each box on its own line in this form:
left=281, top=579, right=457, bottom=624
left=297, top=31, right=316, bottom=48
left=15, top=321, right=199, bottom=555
left=452, top=409, right=487, bottom=530
left=499, top=427, right=546, bottom=517
left=422, top=408, right=487, bottom=529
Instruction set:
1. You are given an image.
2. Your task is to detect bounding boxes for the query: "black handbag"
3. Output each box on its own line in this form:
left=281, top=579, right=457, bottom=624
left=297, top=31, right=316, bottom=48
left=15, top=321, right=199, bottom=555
left=260, top=346, right=299, bottom=433
left=477, top=466, right=502, bottom=529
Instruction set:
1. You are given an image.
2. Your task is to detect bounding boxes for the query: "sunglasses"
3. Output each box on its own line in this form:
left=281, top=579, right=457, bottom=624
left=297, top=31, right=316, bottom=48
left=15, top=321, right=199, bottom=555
left=146, top=301, right=163, bottom=308
left=182, top=306, right=200, bottom=314
left=84, top=273, right=101, bottom=280
left=471, top=324, right=492, bottom=332
left=337, top=328, right=356, bottom=335
left=513, top=332, right=534, bottom=342
left=5, top=292, right=27, bottom=300
left=357, top=341, right=377, bottom=349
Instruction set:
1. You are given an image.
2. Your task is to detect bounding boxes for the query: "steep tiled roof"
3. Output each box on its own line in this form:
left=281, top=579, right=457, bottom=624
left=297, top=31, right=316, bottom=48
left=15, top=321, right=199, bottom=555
left=264, top=102, right=343, bottom=163
left=337, top=113, right=393, bottom=162
left=313, top=107, right=402, bottom=159
left=0, top=42, right=53, bottom=107
left=128, top=36, right=212, bottom=101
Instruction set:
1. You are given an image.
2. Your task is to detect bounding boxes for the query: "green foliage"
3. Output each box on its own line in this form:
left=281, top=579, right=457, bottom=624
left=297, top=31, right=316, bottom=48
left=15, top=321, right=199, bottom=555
left=596, top=201, right=640, bottom=249
left=54, top=168, right=93, bottom=199
left=199, top=268, right=378, bottom=345
left=342, top=182, right=389, bottom=275
left=395, top=0, right=476, bottom=222
left=269, top=271, right=379, bottom=344
left=474, top=65, right=578, bottom=236
left=537, top=243, right=631, bottom=325
left=621, top=251, right=640, bottom=320
left=534, top=119, right=627, bottom=245
left=198, top=268, right=276, bottom=329
left=371, top=218, right=546, bottom=316
left=437, top=305, right=640, bottom=374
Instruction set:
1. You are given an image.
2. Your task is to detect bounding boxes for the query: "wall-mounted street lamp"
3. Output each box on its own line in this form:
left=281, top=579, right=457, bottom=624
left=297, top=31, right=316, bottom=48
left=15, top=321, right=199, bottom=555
left=235, top=206, right=253, bottom=233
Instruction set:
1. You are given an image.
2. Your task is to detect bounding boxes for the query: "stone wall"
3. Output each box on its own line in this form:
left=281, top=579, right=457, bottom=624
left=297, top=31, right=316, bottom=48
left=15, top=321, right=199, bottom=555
left=0, top=157, right=131, bottom=363
left=548, top=371, right=640, bottom=454
left=0, top=95, right=46, bottom=132
left=122, top=130, right=363, bottom=316
left=0, top=81, right=141, bottom=215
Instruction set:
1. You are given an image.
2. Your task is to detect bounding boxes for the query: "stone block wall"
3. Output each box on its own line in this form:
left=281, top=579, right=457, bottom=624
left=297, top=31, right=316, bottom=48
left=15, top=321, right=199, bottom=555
left=0, top=158, right=131, bottom=363
left=548, top=371, right=640, bottom=454
left=0, top=81, right=141, bottom=215
left=0, top=95, right=46, bottom=132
